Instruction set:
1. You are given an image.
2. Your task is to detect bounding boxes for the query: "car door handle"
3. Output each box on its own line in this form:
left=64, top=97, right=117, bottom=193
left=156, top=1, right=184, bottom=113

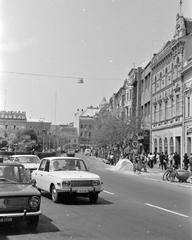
left=40, top=174, right=43, bottom=176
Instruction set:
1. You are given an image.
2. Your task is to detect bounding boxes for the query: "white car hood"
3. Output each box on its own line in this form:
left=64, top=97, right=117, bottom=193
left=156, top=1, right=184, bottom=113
left=49, top=171, right=100, bottom=180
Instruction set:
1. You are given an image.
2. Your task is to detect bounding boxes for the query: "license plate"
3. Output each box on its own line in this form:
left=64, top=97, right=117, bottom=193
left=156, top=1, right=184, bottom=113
left=77, top=189, right=88, bottom=193
left=0, top=217, right=12, bottom=223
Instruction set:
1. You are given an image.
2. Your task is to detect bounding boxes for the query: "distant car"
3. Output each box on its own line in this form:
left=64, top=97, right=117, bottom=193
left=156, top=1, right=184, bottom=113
left=84, top=149, right=91, bottom=156
left=66, top=149, right=75, bottom=157
left=9, top=155, right=41, bottom=173
left=75, top=148, right=80, bottom=153
left=0, top=161, right=41, bottom=230
left=31, top=157, right=103, bottom=203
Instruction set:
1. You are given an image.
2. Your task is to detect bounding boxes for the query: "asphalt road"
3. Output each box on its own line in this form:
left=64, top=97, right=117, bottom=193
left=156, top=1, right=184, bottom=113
left=1, top=153, right=192, bottom=240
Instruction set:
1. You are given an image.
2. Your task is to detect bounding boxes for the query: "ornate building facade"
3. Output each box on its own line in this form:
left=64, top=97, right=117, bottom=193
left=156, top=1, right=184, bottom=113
left=151, top=13, right=192, bottom=162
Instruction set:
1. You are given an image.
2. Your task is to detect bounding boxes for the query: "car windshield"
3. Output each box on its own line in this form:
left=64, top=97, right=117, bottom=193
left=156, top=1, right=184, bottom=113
left=0, top=165, right=31, bottom=184
left=13, top=156, right=40, bottom=164
left=51, top=159, right=88, bottom=172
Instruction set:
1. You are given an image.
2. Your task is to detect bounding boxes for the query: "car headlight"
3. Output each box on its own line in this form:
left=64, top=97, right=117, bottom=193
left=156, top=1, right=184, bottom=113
left=92, top=180, right=101, bottom=186
left=62, top=181, right=71, bottom=187
left=29, top=196, right=40, bottom=208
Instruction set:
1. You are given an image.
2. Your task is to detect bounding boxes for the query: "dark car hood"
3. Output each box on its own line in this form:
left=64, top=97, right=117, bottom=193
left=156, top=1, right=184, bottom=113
left=0, top=183, right=40, bottom=197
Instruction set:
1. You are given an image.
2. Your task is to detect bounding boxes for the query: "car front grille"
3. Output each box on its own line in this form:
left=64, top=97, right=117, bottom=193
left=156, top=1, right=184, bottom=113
left=0, top=197, right=30, bottom=213
left=71, top=180, right=93, bottom=187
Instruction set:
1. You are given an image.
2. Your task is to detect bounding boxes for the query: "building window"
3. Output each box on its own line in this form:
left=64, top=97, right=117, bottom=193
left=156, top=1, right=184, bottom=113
left=148, top=102, right=150, bottom=117
left=89, top=132, right=91, bottom=137
left=165, top=101, right=168, bottom=119
left=170, top=137, right=174, bottom=154
left=164, top=137, right=168, bottom=154
left=187, top=96, right=190, bottom=117
left=171, top=98, right=174, bottom=118
left=154, top=105, right=157, bottom=122
left=159, top=103, right=162, bottom=121
left=127, top=92, right=129, bottom=100
left=80, top=132, right=83, bottom=137
left=80, top=124, right=83, bottom=129
left=159, top=138, right=162, bottom=153
left=141, top=80, right=144, bottom=92
left=74, top=139, right=76, bottom=143
left=176, top=94, right=180, bottom=116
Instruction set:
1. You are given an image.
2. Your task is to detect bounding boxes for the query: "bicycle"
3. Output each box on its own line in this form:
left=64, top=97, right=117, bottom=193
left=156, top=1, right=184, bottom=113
left=162, top=165, right=177, bottom=182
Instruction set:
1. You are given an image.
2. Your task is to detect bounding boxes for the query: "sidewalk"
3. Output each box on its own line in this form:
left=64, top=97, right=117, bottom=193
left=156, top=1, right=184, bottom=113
left=142, top=164, right=192, bottom=189
left=99, top=157, right=192, bottom=189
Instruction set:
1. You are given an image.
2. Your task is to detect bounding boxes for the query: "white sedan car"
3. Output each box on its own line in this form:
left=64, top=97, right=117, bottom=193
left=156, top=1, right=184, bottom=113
left=31, top=157, right=103, bottom=203
left=9, top=155, right=41, bottom=173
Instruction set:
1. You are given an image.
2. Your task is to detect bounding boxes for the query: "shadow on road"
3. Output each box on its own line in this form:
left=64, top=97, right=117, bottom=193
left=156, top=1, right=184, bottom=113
left=0, top=214, right=59, bottom=237
left=41, top=191, right=113, bottom=205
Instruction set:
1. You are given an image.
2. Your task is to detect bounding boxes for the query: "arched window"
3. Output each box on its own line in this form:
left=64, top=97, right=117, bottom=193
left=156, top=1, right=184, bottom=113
left=170, top=137, right=174, bottom=154
left=154, top=138, right=157, bottom=153
left=164, top=137, right=168, bottom=154
left=159, top=138, right=162, bottom=153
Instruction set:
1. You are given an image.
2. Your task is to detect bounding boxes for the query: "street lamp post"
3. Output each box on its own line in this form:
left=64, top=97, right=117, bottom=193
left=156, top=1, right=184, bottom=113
left=42, top=129, right=46, bottom=152
left=49, top=132, right=51, bottom=152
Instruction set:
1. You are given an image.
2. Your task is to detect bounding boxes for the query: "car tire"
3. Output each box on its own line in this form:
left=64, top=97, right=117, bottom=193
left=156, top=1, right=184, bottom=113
left=89, top=193, right=98, bottom=204
left=51, top=185, right=60, bottom=203
left=27, top=216, right=39, bottom=230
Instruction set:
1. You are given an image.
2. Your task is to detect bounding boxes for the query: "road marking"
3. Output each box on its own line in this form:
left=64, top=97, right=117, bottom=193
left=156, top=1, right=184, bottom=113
left=103, top=190, right=115, bottom=195
left=145, top=203, right=189, bottom=218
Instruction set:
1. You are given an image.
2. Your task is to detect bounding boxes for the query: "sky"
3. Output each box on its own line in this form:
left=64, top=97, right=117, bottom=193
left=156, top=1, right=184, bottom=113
left=0, top=0, right=192, bottom=125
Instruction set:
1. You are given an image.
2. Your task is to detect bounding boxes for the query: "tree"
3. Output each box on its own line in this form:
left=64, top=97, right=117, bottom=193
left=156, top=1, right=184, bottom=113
left=93, top=115, right=145, bottom=155
left=16, top=129, right=37, bottom=142
left=15, top=128, right=38, bottom=152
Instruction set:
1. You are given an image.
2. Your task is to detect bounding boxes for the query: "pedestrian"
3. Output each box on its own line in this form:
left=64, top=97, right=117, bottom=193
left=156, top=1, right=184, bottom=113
left=168, top=152, right=174, bottom=166
left=174, top=152, right=180, bottom=169
left=156, top=152, right=160, bottom=167
left=110, top=152, right=114, bottom=165
left=188, top=153, right=192, bottom=184
left=183, top=153, right=189, bottom=170
left=153, top=152, right=157, bottom=164
left=160, top=152, right=166, bottom=170
left=148, top=152, right=154, bottom=168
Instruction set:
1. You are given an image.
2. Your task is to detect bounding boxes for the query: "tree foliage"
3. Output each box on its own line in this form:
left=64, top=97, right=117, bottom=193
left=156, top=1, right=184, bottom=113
left=93, top=115, right=145, bottom=153
left=15, top=128, right=38, bottom=152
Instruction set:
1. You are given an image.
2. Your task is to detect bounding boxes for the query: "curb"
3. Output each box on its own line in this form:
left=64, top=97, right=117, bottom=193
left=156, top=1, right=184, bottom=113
left=144, top=176, right=192, bottom=189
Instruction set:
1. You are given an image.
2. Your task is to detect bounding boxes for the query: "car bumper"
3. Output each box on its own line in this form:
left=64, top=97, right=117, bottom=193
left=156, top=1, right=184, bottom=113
left=0, top=210, right=41, bottom=218
left=57, top=187, right=103, bottom=195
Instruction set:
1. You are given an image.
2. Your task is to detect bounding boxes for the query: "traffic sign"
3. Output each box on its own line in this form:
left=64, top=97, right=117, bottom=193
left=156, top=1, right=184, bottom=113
left=132, top=141, right=138, bottom=148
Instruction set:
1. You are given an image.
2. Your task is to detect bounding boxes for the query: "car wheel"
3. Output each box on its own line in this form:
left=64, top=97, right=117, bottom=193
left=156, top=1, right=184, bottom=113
left=27, top=216, right=39, bottom=230
left=89, top=193, right=98, bottom=204
left=51, top=185, right=60, bottom=203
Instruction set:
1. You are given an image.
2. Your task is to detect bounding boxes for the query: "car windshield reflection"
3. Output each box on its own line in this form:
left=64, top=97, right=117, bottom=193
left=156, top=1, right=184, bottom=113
left=51, top=159, right=87, bottom=172
left=0, top=165, right=31, bottom=184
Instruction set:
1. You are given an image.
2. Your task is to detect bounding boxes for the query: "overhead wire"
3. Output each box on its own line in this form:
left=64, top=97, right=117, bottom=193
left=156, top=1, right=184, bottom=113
left=0, top=70, right=124, bottom=81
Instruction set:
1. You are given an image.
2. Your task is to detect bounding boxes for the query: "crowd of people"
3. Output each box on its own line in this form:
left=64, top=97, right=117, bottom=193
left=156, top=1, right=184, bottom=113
left=92, top=148, right=192, bottom=178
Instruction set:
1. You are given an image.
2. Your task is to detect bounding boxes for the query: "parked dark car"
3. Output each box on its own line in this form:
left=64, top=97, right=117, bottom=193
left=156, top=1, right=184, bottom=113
left=0, top=161, right=41, bottom=230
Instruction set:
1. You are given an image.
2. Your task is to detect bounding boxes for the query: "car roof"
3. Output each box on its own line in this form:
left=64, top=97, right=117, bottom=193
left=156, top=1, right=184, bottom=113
left=41, top=157, right=83, bottom=161
left=0, top=161, right=24, bottom=167
left=11, top=155, right=39, bottom=157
